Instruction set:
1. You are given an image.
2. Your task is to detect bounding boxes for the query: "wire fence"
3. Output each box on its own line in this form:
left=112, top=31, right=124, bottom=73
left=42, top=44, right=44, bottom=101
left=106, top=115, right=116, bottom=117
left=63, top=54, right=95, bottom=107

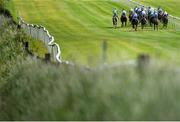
left=18, top=17, right=62, bottom=63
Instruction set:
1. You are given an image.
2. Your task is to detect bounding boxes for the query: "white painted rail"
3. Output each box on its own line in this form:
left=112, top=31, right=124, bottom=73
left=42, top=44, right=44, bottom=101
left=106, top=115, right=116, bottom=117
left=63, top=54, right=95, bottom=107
left=18, top=17, right=62, bottom=63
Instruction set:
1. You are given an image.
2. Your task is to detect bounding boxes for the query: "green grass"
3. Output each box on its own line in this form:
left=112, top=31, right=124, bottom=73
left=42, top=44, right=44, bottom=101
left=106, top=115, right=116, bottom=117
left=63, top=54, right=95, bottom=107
left=29, top=39, right=48, bottom=58
left=21, top=33, right=48, bottom=58
left=1, top=59, right=180, bottom=120
left=7, top=0, right=180, bottom=66
left=0, top=16, right=24, bottom=82
left=0, top=15, right=47, bottom=82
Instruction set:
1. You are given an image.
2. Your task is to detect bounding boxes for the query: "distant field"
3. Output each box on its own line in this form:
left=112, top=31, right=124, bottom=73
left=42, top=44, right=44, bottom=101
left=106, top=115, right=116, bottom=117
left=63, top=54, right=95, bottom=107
left=134, top=0, right=180, bottom=17
left=7, top=0, right=180, bottom=65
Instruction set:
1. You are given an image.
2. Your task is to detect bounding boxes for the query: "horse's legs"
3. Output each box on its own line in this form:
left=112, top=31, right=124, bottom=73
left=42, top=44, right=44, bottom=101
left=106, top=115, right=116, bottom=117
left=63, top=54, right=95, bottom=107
left=165, top=22, right=168, bottom=29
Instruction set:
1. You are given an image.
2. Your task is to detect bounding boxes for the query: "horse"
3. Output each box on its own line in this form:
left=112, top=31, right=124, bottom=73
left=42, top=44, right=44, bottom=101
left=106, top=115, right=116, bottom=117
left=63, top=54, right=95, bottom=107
left=120, top=14, right=127, bottom=27
left=112, top=16, right=118, bottom=29
left=162, top=15, right=168, bottom=28
left=150, top=16, right=159, bottom=30
left=131, top=18, right=139, bottom=31
left=140, top=15, right=147, bottom=30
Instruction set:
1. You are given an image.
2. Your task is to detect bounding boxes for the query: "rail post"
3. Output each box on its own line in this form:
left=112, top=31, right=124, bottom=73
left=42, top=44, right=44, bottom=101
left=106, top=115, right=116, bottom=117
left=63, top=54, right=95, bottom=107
left=45, top=53, right=51, bottom=62
left=102, top=40, right=108, bottom=64
left=137, top=54, right=150, bottom=74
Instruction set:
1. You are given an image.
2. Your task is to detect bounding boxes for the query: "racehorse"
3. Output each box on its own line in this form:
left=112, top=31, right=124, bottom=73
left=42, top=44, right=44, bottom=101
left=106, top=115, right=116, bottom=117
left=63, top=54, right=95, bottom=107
left=120, top=14, right=127, bottom=27
left=162, top=15, right=168, bottom=28
left=112, top=16, right=118, bottom=29
left=140, top=15, right=147, bottom=29
left=131, top=18, right=139, bottom=31
left=150, top=16, right=159, bottom=30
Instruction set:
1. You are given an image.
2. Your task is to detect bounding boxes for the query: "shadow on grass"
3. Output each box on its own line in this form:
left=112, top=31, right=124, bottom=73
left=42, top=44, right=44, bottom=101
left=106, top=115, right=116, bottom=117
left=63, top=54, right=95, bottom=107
left=104, top=26, right=121, bottom=29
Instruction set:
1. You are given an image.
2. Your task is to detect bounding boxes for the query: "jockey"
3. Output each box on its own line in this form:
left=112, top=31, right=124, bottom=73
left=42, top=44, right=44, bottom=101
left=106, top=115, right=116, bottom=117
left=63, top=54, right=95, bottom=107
left=142, top=10, right=146, bottom=17
left=132, top=12, right=138, bottom=19
left=158, top=6, right=163, bottom=15
left=163, top=11, right=168, bottom=17
left=134, top=6, right=138, bottom=12
left=151, top=8, right=154, bottom=12
left=129, top=8, right=134, bottom=17
left=144, top=7, right=147, bottom=12
left=137, top=7, right=142, bottom=14
left=141, top=6, right=145, bottom=11
left=122, top=9, right=127, bottom=16
left=147, top=6, right=151, bottom=15
left=153, top=9, right=158, bottom=18
left=130, top=8, right=134, bottom=13
left=113, top=8, right=118, bottom=18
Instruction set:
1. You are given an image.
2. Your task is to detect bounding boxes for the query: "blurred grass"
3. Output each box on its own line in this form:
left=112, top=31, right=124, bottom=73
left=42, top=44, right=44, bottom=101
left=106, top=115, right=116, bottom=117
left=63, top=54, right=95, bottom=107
left=0, top=59, right=180, bottom=120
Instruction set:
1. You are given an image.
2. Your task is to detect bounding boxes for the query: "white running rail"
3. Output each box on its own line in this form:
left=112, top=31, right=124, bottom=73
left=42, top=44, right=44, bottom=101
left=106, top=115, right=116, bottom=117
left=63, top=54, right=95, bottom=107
left=18, top=17, right=62, bottom=63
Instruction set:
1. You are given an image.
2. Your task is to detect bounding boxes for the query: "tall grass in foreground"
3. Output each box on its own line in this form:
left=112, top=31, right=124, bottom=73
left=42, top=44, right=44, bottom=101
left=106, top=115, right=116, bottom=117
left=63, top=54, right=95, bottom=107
left=0, top=59, right=180, bottom=120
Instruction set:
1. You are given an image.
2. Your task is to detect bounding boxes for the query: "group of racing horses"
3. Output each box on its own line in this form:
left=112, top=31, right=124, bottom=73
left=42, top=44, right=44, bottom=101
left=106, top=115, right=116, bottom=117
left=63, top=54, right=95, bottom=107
left=112, top=6, right=169, bottom=31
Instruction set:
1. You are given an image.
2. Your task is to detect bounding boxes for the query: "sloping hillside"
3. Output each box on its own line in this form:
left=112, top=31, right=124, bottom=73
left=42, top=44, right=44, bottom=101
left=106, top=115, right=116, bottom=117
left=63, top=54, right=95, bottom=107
left=7, top=0, right=180, bottom=65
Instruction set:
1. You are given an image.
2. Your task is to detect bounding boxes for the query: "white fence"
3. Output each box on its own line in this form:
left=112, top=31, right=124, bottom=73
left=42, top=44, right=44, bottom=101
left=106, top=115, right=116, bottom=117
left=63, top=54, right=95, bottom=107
left=18, top=17, right=62, bottom=63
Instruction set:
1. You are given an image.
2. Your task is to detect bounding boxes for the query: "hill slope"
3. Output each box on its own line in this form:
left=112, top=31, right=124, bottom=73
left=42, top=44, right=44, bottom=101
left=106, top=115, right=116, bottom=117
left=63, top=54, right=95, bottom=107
left=8, top=0, right=180, bottom=65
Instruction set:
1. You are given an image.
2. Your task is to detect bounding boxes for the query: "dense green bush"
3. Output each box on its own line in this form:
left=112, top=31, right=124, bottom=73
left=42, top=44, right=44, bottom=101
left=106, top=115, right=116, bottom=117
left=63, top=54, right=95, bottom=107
left=0, top=14, right=47, bottom=82
left=0, top=16, right=24, bottom=82
left=0, top=0, right=12, bottom=17
left=0, top=60, right=180, bottom=120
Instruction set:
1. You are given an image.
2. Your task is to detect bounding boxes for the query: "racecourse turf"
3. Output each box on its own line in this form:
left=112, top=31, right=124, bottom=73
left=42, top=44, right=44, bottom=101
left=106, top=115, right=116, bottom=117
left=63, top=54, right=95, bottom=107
left=7, top=0, right=180, bottom=66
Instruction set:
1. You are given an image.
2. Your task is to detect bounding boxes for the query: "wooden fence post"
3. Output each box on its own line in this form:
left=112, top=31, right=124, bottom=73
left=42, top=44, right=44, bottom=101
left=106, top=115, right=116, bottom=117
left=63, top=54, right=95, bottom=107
left=137, top=54, right=150, bottom=73
left=45, top=53, right=51, bottom=62
left=102, top=40, right=108, bottom=63
left=24, top=41, right=29, bottom=51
